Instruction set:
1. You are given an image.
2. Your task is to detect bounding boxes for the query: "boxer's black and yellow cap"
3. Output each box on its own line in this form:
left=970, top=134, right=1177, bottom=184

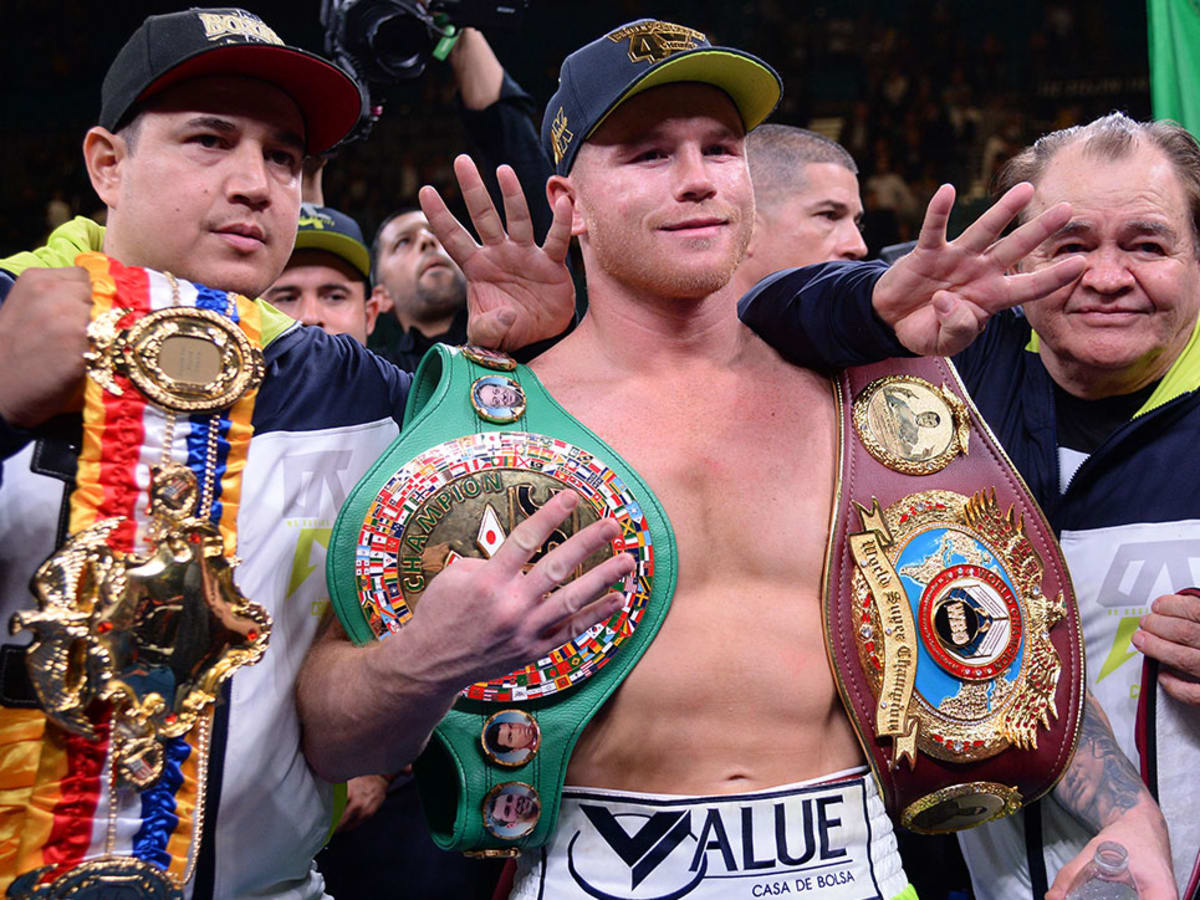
left=100, top=7, right=363, bottom=155
left=295, top=203, right=371, bottom=280
left=540, top=18, right=782, bottom=176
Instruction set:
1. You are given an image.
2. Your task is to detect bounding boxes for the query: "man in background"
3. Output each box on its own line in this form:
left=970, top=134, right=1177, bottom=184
left=733, top=123, right=868, bottom=299
left=368, top=206, right=468, bottom=371
left=265, top=202, right=381, bottom=344
left=366, top=25, right=553, bottom=373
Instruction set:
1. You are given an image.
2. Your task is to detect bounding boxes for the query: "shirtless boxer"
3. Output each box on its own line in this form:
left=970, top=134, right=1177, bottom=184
left=297, top=20, right=1104, bottom=900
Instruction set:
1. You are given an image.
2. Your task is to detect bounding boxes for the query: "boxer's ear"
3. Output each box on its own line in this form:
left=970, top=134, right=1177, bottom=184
left=83, top=126, right=128, bottom=209
left=547, top=175, right=585, bottom=237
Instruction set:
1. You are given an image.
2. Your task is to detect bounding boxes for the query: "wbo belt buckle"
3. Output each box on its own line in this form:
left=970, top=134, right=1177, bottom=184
left=85, top=304, right=265, bottom=414
left=847, top=487, right=1065, bottom=831
left=12, top=461, right=272, bottom=790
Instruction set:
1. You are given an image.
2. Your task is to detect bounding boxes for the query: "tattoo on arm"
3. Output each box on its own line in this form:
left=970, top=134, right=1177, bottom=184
left=1053, top=693, right=1145, bottom=831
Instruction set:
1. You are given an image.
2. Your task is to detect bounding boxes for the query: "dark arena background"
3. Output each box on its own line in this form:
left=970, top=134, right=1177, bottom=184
left=0, top=0, right=1151, bottom=258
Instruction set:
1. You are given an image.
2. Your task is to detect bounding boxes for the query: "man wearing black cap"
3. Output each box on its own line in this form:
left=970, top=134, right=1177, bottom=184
left=265, top=203, right=381, bottom=345
left=0, top=7, right=610, bottom=898
left=295, top=17, right=1102, bottom=899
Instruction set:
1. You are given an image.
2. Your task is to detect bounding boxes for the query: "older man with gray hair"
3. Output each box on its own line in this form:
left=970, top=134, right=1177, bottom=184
left=741, top=110, right=1200, bottom=900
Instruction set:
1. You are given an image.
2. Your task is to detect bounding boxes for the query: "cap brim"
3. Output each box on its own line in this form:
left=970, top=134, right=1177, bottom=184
left=590, top=47, right=782, bottom=141
left=138, top=44, right=362, bottom=155
left=294, top=230, right=371, bottom=279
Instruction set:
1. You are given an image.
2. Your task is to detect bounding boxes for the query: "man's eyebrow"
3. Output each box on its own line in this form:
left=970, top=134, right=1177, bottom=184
left=1050, top=221, right=1094, bottom=240
left=184, top=115, right=237, bottom=133
left=273, top=127, right=306, bottom=154
left=1123, top=220, right=1178, bottom=240
left=708, top=122, right=743, bottom=140
left=1051, top=219, right=1179, bottom=240
left=182, top=115, right=305, bottom=153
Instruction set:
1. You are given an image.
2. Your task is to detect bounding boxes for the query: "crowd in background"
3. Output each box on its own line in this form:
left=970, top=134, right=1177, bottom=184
left=2, top=0, right=1150, bottom=261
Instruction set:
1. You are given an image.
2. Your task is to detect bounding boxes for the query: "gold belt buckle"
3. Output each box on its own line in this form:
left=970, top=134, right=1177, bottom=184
left=86, top=305, right=264, bottom=414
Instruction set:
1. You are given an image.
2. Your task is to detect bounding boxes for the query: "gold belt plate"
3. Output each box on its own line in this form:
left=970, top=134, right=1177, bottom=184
left=86, top=306, right=264, bottom=413
left=7, top=857, right=181, bottom=899
left=848, top=488, right=1066, bottom=770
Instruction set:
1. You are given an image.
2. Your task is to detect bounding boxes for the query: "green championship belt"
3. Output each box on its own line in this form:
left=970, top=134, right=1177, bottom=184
left=327, top=344, right=676, bottom=855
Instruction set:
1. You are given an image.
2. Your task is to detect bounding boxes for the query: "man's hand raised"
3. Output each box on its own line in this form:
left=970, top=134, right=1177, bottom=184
left=419, top=155, right=575, bottom=352
left=873, top=182, right=1084, bottom=357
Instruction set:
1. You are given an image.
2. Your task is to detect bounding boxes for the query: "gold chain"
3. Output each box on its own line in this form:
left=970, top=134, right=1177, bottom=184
left=157, top=272, right=184, bottom=473
left=181, top=711, right=213, bottom=886
left=158, top=412, right=177, bottom=472
left=104, top=744, right=118, bottom=855
left=197, top=418, right=220, bottom=522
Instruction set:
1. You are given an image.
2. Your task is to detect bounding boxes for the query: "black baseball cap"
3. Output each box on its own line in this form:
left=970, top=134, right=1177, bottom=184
left=100, top=7, right=363, bottom=155
left=541, top=18, right=782, bottom=176
left=294, top=204, right=371, bottom=279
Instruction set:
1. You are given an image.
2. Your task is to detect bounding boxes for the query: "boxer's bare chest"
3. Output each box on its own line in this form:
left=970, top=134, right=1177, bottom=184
left=537, top=351, right=837, bottom=589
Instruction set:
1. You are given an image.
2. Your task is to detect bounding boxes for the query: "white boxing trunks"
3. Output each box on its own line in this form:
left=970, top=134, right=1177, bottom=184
left=511, top=767, right=915, bottom=900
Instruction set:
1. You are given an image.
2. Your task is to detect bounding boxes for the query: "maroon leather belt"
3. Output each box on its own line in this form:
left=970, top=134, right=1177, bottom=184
left=826, top=355, right=1084, bottom=833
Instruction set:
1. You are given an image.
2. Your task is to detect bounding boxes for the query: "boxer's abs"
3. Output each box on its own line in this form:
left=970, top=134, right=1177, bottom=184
left=565, top=574, right=864, bottom=793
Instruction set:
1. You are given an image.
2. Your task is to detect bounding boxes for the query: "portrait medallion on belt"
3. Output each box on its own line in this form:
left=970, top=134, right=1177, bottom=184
left=481, top=709, right=541, bottom=767
left=852, top=376, right=970, bottom=475
left=481, top=782, right=541, bottom=840
left=352, top=431, right=655, bottom=702
left=471, top=375, right=526, bottom=424
left=847, top=488, right=1066, bottom=774
left=461, top=344, right=518, bottom=372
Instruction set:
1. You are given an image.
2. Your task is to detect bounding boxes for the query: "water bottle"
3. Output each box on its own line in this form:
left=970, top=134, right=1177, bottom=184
left=1063, top=841, right=1140, bottom=899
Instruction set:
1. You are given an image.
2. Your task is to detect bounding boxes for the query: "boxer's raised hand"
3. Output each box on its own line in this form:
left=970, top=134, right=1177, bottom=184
left=419, top=155, right=575, bottom=352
